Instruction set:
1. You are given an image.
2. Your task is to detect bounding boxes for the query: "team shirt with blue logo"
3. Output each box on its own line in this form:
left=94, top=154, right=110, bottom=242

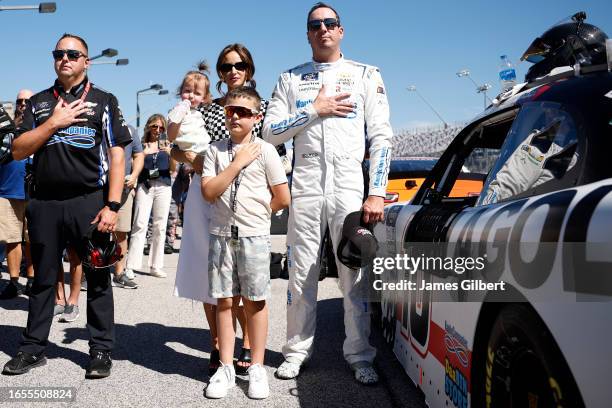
left=16, top=77, right=131, bottom=198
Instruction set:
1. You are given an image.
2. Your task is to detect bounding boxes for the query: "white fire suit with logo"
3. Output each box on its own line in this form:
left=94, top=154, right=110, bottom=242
left=263, top=56, right=392, bottom=365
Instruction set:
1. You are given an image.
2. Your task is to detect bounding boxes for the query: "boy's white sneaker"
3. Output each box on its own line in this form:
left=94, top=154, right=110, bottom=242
left=205, top=362, right=235, bottom=399
left=247, top=363, right=269, bottom=399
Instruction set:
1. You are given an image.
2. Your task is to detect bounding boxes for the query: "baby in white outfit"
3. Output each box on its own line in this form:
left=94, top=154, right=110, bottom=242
left=167, top=70, right=211, bottom=154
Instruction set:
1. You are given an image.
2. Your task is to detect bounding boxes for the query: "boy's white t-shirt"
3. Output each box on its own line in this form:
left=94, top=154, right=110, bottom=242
left=203, top=137, right=287, bottom=237
left=173, top=109, right=211, bottom=154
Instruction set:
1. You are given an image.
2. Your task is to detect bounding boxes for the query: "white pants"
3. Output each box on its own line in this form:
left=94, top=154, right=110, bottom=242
left=127, top=180, right=172, bottom=271
left=283, top=194, right=375, bottom=365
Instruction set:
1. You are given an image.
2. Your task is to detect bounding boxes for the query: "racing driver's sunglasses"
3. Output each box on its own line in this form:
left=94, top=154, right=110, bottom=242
left=52, top=49, right=88, bottom=61
left=224, top=105, right=259, bottom=119
left=219, top=62, right=249, bottom=74
left=307, top=18, right=340, bottom=31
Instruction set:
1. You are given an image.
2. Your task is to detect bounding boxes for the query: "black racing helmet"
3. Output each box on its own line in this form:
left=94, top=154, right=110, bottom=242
left=521, top=11, right=608, bottom=82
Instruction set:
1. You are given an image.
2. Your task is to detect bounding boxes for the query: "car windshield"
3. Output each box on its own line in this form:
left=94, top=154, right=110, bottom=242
left=478, top=101, right=578, bottom=205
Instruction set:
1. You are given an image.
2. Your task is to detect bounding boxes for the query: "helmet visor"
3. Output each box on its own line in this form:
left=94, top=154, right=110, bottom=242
left=521, top=37, right=550, bottom=62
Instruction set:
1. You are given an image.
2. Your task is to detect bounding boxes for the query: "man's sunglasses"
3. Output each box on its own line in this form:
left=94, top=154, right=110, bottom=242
left=307, top=18, right=340, bottom=31
left=149, top=124, right=165, bottom=131
left=16, top=99, right=28, bottom=105
left=224, top=105, right=259, bottom=119
left=52, top=49, right=88, bottom=61
left=219, top=62, right=249, bottom=74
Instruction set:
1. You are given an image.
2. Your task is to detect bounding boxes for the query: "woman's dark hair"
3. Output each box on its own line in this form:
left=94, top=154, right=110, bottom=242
left=215, top=43, right=256, bottom=94
left=143, top=114, right=167, bottom=144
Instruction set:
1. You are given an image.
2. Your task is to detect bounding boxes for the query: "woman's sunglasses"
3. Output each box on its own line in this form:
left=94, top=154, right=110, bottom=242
left=224, top=105, right=259, bottom=119
left=52, top=49, right=88, bottom=61
left=219, top=62, right=249, bottom=74
left=307, top=18, right=340, bottom=31
left=149, top=124, right=165, bottom=131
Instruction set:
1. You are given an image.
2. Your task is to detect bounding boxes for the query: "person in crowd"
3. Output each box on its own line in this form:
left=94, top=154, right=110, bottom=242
left=173, top=46, right=279, bottom=375
left=165, top=196, right=178, bottom=254
left=54, top=248, right=82, bottom=322
left=174, top=162, right=193, bottom=225
left=112, top=124, right=143, bottom=288
left=202, top=86, right=290, bottom=399
left=13, top=90, right=33, bottom=128
left=2, top=33, right=130, bottom=379
left=0, top=90, right=34, bottom=299
left=262, top=2, right=393, bottom=385
left=125, top=115, right=173, bottom=278
left=167, top=162, right=192, bottom=247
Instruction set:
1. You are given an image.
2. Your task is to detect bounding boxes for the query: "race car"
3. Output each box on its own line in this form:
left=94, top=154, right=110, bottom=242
left=383, top=158, right=485, bottom=205
left=373, top=12, right=612, bottom=408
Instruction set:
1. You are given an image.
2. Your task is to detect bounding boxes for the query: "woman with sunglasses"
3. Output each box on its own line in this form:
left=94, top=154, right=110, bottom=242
left=173, top=44, right=285, bottom=376
left=126, top=114, right=174, bottom=278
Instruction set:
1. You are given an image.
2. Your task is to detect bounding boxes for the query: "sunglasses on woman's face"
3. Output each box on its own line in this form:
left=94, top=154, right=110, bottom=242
left=149, top=124, right=165, bottom=131
left=52, top=49, right=88, bottom=61
left=16, top=99, right=28, bottom=105
left=219, top=61, right=249, bottom=74
left=224, top=105, right=259, bottom=119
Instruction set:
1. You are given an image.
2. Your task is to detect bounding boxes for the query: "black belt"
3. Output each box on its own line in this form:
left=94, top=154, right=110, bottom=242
left=33, top=185, right=102, bottom=201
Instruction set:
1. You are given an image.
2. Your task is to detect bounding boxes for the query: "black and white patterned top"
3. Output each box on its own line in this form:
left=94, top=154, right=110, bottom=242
left=199, top=99, right=286, bottom=156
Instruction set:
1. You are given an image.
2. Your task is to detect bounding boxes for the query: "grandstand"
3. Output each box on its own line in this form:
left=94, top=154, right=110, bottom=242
left=391, top=123, right=464, bottom=158
left=391, top=122, right=499, bottom=174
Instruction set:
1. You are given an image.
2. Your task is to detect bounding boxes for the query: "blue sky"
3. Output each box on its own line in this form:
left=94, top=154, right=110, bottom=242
left=1, top=0, right=610, bottom=134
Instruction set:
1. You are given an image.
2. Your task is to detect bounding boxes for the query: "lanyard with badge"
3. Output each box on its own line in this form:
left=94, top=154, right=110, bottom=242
left=227, top=135, right=255, bottom=247
left=149, top=146, right=160, bottom=180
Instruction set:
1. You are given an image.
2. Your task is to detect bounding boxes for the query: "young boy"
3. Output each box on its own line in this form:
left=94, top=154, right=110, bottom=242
left=201, top=86, right=290, bottom=399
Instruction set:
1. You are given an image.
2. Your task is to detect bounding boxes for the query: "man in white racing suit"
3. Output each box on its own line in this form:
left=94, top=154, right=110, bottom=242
left=262, top=2, right=392, bottom=385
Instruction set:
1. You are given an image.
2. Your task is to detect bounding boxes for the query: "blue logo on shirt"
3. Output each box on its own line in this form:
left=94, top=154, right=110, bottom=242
left=47, top=126, right=96, bottom=149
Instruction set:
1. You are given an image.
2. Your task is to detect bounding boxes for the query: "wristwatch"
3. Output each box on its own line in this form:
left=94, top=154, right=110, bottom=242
left=106, top=201, right=121, bottom=212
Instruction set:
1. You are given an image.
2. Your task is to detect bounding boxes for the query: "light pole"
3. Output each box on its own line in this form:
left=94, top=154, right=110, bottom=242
left=456, top=69, right=493, bottom=109
left=0, top=1, right=55, bottom=12
left=90, top=58, right=129, bottom=66
left=89, top=48, right=118, bottom=61
left=136, top=84, right=164, bottom=130
left=406, top=85, right=448, bottom=129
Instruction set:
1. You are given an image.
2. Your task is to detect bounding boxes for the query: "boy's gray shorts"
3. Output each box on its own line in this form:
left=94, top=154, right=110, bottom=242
left=208, top=234, right=271, bottom=301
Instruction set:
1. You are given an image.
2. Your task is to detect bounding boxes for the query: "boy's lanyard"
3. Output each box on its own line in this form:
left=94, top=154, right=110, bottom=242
left=227, top=136, right=255, bottom=213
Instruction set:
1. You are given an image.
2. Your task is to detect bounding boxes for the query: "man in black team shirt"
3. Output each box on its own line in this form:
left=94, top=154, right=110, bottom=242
left=2, top=33, right=130, bottom=379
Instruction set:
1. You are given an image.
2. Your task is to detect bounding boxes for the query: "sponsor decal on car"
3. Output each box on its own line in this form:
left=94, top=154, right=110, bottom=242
left=444, top=322, right=469, bottom=368
left=445, top=357, right=468, bottom=408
